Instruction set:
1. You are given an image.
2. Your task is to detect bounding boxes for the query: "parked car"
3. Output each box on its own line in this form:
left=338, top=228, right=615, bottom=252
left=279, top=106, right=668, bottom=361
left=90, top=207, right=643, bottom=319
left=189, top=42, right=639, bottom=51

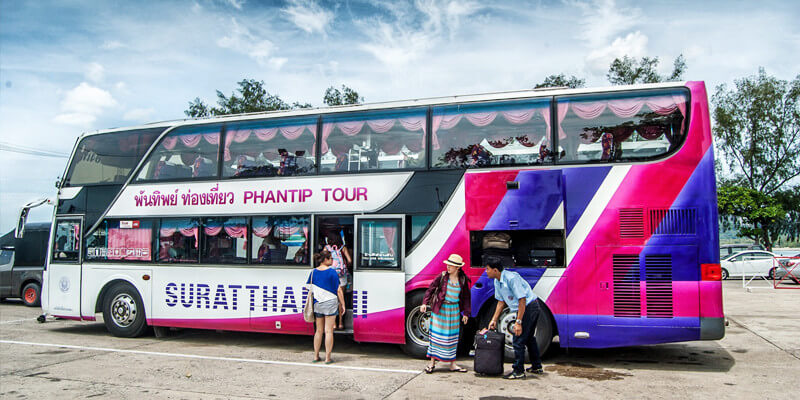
left=720, top=250, right=777, bottom=280
left=720, top=243, right=764, bottom=259
left=774, top=253, right=800, bottom=284
left=0, top=222, right=49, bottom=306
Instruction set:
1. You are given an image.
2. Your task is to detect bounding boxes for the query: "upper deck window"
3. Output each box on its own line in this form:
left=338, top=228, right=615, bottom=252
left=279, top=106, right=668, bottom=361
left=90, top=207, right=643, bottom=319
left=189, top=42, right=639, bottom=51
left=223, top=117, right=317, bottom=178
left=556, top=89, right=688, bottom=163
left=64, top=128, right=161, bottom=186
left=431, top=99, right=552, bottom=169
left=320, top=108, right=427, bottom=172
left=136, top=125, right=221, bottom=181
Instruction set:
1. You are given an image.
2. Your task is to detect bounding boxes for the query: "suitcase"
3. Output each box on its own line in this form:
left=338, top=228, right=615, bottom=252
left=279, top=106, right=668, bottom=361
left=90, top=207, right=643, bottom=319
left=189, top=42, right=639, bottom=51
left=530, top=249, right=557, bottom=267
left=482, top=232, right=511, bottom=249
left=473, top=330, right=505, bottom=375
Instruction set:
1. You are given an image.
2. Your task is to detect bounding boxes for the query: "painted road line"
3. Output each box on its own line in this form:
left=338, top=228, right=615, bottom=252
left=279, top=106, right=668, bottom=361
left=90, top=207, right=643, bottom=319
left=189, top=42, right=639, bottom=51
left=0, top=339, right=421, bottom=374
left=0, top=319, right=34, bottom=324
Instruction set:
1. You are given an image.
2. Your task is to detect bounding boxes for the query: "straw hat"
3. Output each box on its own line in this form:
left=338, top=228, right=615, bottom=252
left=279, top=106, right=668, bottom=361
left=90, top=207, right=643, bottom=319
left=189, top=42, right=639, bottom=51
left=444, top=254, right=465, bottom=267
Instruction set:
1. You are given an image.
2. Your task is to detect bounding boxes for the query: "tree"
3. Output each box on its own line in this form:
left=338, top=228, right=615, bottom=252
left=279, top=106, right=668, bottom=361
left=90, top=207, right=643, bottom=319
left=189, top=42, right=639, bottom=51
left=607, top=54, right=686, bottom=85
left=713, top=68, right=800, bottom=195
left=534, top=74, right=585, bottom=89
left=185, top=79, right=302, bottom=117
left=713, top=68, right=800, bottom=249
left=323, top=85, right=363, bottom=106
left=717, top=184, right=786, bottom=249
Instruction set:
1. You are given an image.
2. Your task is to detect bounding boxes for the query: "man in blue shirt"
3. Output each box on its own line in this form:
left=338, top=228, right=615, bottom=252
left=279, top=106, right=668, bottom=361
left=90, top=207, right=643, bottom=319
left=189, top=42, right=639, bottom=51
left=486, top=260, right=544, bottom=379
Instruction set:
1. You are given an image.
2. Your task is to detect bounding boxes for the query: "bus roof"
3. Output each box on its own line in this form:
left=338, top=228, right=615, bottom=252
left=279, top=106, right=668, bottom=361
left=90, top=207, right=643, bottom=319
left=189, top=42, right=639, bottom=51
left=76, top=81, right=692, bottom=140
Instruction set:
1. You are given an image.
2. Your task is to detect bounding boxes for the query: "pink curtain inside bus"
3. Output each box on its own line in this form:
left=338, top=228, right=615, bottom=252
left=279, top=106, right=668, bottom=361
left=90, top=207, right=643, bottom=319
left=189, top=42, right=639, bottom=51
left=320, top=116, right=426, bottom=155
left=224, top=124, right=317, bottom=161
left=556, top=91, right=688, bottom=163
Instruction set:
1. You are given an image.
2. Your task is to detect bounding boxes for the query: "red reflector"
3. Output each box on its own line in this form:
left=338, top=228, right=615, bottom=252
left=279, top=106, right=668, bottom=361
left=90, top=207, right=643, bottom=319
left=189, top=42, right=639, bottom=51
left=702, top=263, right=721, bottom=281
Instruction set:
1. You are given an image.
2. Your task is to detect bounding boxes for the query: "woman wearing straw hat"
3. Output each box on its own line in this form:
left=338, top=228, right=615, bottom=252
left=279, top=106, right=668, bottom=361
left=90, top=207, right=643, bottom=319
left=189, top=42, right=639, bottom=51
left=421, top=253, right=472, bottom=373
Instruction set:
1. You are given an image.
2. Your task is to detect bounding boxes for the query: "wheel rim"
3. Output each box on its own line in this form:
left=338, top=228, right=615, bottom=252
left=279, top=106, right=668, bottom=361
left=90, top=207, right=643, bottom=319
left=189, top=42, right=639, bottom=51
left=405, top=306, right=431, bottom=347
left=497, top=308, right=517, bottom=352
left=110, top=293, right=137, bottom=328
left=721, top=269, right=728, bottom=280
left=24, top=287, right=37, bottom=303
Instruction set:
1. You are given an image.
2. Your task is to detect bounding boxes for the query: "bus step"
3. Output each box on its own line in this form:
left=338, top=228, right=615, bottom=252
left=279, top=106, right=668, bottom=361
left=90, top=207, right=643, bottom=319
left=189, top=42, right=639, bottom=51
left=334, top=329, right=354, bottom=335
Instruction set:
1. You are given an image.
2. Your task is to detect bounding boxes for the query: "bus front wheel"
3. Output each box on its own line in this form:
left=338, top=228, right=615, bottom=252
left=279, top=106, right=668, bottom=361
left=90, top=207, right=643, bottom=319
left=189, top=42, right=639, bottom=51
left=402, top=291, right=430, bottom=358
left=102, top=282, right=148, bottom=338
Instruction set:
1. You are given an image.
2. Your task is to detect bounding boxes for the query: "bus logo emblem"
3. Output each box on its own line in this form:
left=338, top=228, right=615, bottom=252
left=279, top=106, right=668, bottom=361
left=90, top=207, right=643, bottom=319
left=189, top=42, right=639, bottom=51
left=59, top=276, right=70, bottom=293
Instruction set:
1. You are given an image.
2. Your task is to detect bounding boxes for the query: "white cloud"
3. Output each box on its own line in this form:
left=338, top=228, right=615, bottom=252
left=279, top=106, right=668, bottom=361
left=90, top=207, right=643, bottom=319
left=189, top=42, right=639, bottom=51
left=123, top=107, right=156, bottom=121
left=225, top=0, right=245, bottom=10
left=216, top=17, right=285, bottom=67
left=356, top=0, right=480, bottom=69
left=100, top=40, right=125, bottom=50
left=85, top=62, right=105, bottom=83
left=586, top=31, right=649, bottom=73
left=283, top=0, right=334, bottom=35
left=269, top=57, right=288, bottom=70
left=53, top=82, right=117, bottom=126
left=572, top=0, right=642, bottom=47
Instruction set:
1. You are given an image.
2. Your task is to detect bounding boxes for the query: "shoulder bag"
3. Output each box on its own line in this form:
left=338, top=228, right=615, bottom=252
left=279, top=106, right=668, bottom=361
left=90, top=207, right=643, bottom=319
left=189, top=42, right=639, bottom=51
left=303, top=269, right=315, bottom=323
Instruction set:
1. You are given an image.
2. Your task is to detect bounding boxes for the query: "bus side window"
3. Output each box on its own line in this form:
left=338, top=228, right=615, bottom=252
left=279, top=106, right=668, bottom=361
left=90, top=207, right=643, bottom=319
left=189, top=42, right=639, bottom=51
left=556, top=90, right=688, bottom=163
left=158, top=218, right=199, bottom=263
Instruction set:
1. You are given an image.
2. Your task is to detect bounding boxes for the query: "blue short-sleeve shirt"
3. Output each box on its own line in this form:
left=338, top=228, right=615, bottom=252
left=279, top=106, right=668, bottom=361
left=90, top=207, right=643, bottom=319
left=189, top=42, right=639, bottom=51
left=493, top=270, right=536, bottom=312
left=307, top=267, right=340, bottom=304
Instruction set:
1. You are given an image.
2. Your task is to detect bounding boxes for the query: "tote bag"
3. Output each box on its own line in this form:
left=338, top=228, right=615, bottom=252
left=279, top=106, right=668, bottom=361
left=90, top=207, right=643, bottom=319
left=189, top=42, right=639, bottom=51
left=303, top=269, right=315, bottom=323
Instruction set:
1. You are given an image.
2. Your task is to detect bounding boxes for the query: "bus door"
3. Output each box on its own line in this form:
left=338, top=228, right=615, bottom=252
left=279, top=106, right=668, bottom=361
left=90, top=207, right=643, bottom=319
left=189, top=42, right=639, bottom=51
left=47, top=217, right=83, bottom=318
left=352, top=215, right=406, bottom=344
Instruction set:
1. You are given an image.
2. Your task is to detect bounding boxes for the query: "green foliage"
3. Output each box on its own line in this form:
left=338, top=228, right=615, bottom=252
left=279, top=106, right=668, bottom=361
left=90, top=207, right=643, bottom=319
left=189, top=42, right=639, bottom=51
left=184, top=80, right=360, bottom=117
left=717, top=184, right=785, bottom=249
left=534, top=74, right=585, bottom=89
left=712, top=68, right=800, bottom=194
left=714, top=69, right=800, bottom=249
left=607, top=54, right=686, bottom=85
left=323, top=85, right=363, bottom=106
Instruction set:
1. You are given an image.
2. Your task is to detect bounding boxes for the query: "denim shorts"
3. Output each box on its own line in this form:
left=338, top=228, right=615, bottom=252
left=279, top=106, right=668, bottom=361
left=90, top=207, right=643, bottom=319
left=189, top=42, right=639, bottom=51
left=313, top=298, right=339, bottom=317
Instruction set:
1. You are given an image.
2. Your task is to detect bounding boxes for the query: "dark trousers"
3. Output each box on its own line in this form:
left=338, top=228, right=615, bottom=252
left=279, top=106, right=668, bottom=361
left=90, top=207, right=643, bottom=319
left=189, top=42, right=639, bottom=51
left=511, top=299, right=543, bottom=373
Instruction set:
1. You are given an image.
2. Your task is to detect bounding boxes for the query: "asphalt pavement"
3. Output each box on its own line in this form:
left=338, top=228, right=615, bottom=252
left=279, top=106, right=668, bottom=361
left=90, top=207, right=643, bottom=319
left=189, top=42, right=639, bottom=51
left=1, top=280, right=798, bottom=399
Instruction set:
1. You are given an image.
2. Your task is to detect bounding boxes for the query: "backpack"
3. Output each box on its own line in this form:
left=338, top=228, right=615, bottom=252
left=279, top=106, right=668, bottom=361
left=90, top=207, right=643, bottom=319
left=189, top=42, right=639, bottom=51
left=325, top=244, right=346, bottom=274
left=482, top=232, right=511, bottom=249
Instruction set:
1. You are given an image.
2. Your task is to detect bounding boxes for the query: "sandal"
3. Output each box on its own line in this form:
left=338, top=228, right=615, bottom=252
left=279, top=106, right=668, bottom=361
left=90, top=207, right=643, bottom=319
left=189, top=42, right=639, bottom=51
left=424, top=365, right=436, bottom=374
left=312, top=357, right=321, bottom=363
left=450, top=366, right=468, bottom=373
left=325, top=359, right=334, bottom=364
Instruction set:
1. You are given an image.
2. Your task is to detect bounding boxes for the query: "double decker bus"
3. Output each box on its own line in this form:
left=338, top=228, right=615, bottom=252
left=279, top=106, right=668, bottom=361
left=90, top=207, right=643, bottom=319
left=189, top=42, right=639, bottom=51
left=35, top=81, right=723, bottom=357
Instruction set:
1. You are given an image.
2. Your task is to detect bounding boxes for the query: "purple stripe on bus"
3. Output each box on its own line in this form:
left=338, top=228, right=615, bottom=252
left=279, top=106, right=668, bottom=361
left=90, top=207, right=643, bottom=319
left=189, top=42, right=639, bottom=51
left=563, top=166, right=612, bottom=236
left=483, top=169, right=563, bottom=230
left=557, top=314, right=700, bottom=348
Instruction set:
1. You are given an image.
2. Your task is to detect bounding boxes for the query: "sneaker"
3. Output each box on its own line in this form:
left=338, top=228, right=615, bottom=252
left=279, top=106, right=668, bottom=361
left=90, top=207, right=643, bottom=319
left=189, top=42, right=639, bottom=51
left=526, top=366, right=544, bottom=374
left=503, top=371, right=526, bottom=380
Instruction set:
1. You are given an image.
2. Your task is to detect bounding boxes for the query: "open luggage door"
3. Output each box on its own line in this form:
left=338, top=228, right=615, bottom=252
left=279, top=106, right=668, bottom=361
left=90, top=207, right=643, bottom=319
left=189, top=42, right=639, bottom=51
left=352, top=214, right=406, bottom=344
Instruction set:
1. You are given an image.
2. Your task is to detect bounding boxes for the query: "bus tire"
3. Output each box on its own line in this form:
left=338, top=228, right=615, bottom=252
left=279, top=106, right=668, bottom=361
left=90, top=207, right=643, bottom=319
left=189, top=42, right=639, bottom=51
left=22, top=282, right=41, bottom=307
left=402, top=291, right=430, bottom=359
left=102, top=282, right=148, bottom=338
left=479, top=298, right=554, bottom=362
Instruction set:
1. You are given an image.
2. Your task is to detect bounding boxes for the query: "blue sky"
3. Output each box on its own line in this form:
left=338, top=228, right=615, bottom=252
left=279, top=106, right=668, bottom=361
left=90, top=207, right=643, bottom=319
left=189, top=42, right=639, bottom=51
left=1, top=0, right=799, bottom=232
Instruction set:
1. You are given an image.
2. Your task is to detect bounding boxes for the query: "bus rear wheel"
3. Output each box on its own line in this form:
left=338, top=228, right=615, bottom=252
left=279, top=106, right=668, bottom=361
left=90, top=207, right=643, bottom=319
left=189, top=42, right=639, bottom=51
left=22, top=282, right=41, bottom=307
left=479, top=299, right=554, bottom=362
left=102, top=282, right=148, bottom=338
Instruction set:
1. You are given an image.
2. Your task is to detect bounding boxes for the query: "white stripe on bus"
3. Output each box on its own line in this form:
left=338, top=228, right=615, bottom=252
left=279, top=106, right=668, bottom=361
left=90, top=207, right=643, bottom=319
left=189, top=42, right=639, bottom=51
left=0, top=339, right=420, bottom=374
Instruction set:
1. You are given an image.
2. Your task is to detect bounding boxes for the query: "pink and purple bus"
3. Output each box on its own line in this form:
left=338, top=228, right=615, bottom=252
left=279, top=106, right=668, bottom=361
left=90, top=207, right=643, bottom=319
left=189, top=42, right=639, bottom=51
left=36, top=81, right=723, bottom=358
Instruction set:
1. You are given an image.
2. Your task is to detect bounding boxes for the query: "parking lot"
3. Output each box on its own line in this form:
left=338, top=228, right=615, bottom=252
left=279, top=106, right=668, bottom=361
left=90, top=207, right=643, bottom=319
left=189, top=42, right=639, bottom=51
left=1, top=280, right=798, bottom=399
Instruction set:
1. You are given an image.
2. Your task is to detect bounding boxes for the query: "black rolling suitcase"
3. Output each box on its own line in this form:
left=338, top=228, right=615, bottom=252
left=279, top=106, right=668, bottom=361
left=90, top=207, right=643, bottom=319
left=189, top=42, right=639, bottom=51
left=473, top=329, right=504, bottom=375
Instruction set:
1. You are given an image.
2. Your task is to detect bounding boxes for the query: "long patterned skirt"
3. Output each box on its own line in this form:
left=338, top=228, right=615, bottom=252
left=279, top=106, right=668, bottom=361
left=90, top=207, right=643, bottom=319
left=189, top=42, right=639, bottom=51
left=427, top=281, right=461, bottom=362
